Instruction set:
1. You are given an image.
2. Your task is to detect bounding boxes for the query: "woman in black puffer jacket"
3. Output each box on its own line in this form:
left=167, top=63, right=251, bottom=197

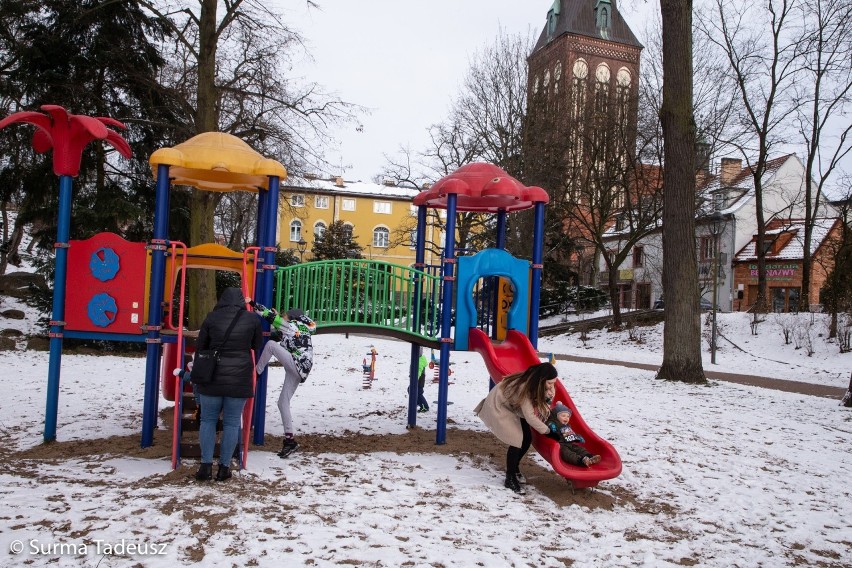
left=194, top=287, right=263, bottom=482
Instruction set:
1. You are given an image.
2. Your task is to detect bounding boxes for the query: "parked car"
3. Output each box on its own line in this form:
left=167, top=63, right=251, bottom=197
left=653, top=298, right=719, bottom=311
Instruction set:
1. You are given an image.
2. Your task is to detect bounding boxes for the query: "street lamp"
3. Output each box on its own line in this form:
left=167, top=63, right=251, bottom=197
left=296, top=237, right=307, bottom=262
left=708, top=211, right=725, bottom=364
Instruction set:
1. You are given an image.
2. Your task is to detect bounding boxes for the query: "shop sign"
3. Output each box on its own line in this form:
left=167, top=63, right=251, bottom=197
left=748, top=263, right=797, bottom=281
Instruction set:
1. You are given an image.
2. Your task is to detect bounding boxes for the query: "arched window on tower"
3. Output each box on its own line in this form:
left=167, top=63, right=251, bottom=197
left=594, top=63, right=610, bottom=116
left=615, top=68, right=632, bottom=131
left=571, top=59, right=588, bottom=120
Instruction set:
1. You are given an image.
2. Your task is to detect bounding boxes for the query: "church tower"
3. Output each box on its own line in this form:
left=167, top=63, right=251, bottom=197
left=524, top=0, right=643, bottom=197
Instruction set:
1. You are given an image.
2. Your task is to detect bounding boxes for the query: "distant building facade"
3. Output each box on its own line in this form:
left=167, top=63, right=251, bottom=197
left=601, top=154, right=840, bottom=312
left=732, top=218, right=841, bottom=312
left=277, top=176, right=444, bottom=266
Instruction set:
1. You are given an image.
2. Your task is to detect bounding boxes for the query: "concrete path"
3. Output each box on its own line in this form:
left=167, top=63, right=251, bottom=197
left=545, top=352, right=846, bottom=400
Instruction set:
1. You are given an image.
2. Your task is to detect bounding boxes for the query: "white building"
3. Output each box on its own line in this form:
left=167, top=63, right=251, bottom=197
left=598, top=154, right=835, bottom=311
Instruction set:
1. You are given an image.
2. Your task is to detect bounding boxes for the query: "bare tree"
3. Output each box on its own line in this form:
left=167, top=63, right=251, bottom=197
left=136, top=0, right=358, bottom=325
left=697, top=0, right=803, bottom=313
left=791, top=0, right=852, bottom=310
left=382, top=32, right=532, bottom=261
left=657, top=0, right=705, bottom=383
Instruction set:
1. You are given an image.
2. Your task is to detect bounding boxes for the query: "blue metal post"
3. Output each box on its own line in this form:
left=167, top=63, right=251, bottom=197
left=44, top=175, right=73, bottom=442
left=407, top=205, right=428, bottom=428
left=436, top=196, right=457, bottom=445
left=495, top=210, right=507, bottom=250
left=141, top=165, right=171, bottom=447
left=253, top=175, right=280, bottom=444
left=529, top=202, right=546, bottom=349
left=251, top=184, right=269, bottom=443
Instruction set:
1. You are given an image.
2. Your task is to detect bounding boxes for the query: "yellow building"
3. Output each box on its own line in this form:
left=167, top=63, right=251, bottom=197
left=277, top=175, right=445, bottom=266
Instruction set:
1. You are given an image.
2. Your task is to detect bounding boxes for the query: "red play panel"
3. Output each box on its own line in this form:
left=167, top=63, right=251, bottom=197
left=65, top=232, right=147, bottom=335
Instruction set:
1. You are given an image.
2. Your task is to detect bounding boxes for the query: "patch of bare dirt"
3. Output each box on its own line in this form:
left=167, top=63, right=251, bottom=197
left=8, top=425, right=617, bottom=508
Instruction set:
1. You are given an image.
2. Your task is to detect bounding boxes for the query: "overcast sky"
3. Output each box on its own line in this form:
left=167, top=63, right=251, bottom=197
left=284, top=1, right=656, bottom=182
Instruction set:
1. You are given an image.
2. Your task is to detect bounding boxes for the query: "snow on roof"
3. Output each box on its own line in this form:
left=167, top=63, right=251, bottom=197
left=698, top=154, right=796, bottom=216
left=734, top=218, right=839, bottom=261
left=283, top=176, right=420, bottom=200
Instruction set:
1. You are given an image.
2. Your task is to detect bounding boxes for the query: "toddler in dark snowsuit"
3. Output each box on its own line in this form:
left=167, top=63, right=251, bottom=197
left=545, top=402, right=601, bottom=467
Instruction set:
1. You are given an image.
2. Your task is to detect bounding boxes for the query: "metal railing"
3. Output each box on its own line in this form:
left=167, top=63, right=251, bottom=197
left=274, top=259, right=443, bottom=343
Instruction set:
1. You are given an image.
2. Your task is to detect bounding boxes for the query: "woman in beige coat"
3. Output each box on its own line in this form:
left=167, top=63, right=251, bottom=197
left=474, top=362, right=558, bottom=494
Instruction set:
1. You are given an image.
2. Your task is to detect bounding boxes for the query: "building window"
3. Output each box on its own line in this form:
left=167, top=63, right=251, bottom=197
left=373, top=201, right=392, bottom=214
left=594, top=63, right=610, bottom=115
left=315, top=195, right=329, bottom=209
left=342, top=198, right=356, bottom=211
left=373, top=227, right=390, bottom=248
left=314, top=221, right=327, bottom=239
left=341, top=223, right=354, bottom=241
left=291, top=194, right=305, bottom=207
left=409, top=229, right=417, bottom=249
left=700, top=236, right=714, bottom=261
left=632, top=246, right=644, bottom=268
left=289, top=220, right=302, bottom=242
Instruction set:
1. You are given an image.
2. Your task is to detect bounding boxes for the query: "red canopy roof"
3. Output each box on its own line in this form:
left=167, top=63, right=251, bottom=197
left=413, top=163, right=549, bottom=213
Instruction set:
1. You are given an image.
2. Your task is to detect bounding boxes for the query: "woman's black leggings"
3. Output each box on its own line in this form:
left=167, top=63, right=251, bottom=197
left=506, top=418, right=532, bottom=477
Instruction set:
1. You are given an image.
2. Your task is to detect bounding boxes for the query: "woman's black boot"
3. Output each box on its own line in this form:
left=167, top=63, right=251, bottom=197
left=195, top=463, right=213, bottom=481
left=504, top=474, right=526, bottom=495
left=215, top=465, right=231, bottom=482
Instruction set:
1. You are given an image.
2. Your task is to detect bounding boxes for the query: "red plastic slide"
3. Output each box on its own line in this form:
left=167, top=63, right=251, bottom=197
left=468, top=328, right=622, bottom=488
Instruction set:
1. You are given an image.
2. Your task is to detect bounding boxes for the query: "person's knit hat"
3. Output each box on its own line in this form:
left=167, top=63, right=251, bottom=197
left=287, top=308, right=304, bottom=319
left=552, top=402, right=572, bottom=417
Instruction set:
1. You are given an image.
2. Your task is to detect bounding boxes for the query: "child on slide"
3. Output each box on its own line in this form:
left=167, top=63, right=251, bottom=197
left=545, top=402, right=601, bottom=467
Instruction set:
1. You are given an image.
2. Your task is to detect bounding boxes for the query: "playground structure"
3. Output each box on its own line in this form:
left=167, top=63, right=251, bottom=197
left=0, top=108, right=285, bottom=468
left=270, top=162, right=623, bottom=488
left=1, top=106, right=621, bottom=487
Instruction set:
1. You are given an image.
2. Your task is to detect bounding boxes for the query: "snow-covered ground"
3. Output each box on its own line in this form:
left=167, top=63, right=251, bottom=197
left=539, top=309, right=851, bottom=388
left=1, top=309, right=850, bottom=567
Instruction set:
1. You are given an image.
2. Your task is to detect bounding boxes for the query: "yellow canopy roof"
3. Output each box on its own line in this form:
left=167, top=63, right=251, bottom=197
left=149, top=132, right=287, bottom=192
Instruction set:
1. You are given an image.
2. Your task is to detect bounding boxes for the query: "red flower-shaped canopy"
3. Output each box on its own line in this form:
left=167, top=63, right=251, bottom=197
left=0, top=105, right=131, bottom=177
left=413, top=163, right=549, bottom=213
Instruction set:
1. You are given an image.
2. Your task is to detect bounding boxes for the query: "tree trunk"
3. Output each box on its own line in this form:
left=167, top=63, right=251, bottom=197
left=0, top=203, right=9, bottom=276
left=842, top=372, right=852, bottom=408
left=657, top=0, right=706, bottom=384
left=752, top=174, right=770, bottom=313
left=0, top=206, right=25, bottom=276
left=608, top=268, right=622, bottom=329
left=188, top=0, right=221, bottom=328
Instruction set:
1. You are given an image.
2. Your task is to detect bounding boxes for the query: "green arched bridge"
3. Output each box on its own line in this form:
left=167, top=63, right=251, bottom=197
left=274, top=259, right=443, bottom=348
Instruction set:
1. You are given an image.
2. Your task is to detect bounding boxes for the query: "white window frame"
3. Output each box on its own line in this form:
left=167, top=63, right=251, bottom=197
left=373, top=201, right=392, bottom=214
left=291, top=194, right=305, bottom=207
left=289, top=220, right=302, bottom=242
left=342, top=198, right=356, bottom=211
left=315, top=195, right=329, bottom=209
left=373, top=226, right=390, bottom=248
left=314, top=221, right=327, bottom=239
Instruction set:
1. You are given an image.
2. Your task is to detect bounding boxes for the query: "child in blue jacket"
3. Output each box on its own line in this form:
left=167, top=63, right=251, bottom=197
left=545, top=402, right=601, bottom=467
